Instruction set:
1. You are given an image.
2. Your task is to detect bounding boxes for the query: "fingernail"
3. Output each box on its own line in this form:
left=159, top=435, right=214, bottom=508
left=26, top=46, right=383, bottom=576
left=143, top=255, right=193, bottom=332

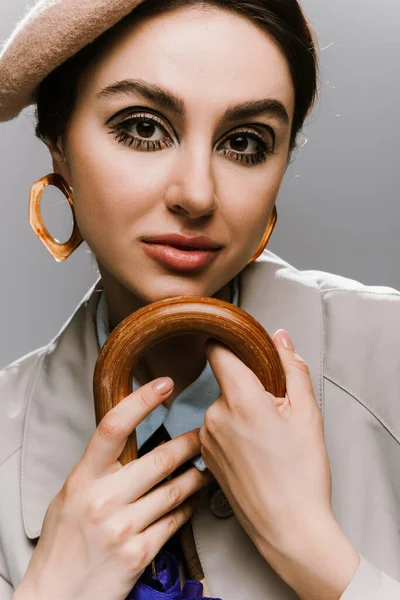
left=153, top=377, right=174, bottom=394
left=277, top=330, right=295, bottom=351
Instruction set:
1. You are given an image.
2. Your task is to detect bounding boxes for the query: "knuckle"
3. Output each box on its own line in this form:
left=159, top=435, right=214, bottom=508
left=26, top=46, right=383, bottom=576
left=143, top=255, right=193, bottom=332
left=59, top=478, right=76, bottom=504
left=137, top=389, right=154, bottom=412
left=198, top=425, right=207, bottom=447
left=181, top=500, right=195, bottom=521
left=154, top=447, right=175, bottom=477
left=138, top=538, right=151, bottom=565
left=59, top=469, right=84, bottom=505
left=105, top=519, right=133, bottom=546
left=99, top=413, right=124, bottom=441
left=122, top=538, right=150, bottom=571
left=290, top=354, right=311, bottom=377
left=86, top=496, right=112, bottom=524
left=166, top=484, right=183, bottom=508
left=166, top=513, right=178, bottom=535
left=204, top=406, right=219, bottom=434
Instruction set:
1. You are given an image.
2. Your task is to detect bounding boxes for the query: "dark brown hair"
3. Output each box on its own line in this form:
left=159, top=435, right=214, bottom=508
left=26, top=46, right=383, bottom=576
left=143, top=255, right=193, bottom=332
left=35, top=0, right=318, bottom=151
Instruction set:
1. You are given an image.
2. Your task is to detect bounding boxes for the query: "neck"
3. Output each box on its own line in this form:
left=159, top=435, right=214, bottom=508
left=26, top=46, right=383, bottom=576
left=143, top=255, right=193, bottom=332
left=98, top=267, right=233, bottom=405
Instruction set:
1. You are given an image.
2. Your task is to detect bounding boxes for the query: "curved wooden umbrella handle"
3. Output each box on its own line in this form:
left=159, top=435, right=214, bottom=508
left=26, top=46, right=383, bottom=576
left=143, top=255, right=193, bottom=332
left=93, top=296, right=286, bottom=465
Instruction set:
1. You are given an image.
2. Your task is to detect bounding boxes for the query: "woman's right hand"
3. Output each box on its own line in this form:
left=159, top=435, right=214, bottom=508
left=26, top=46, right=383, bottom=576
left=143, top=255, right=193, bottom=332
left=14, top=377, right=211, bottom=600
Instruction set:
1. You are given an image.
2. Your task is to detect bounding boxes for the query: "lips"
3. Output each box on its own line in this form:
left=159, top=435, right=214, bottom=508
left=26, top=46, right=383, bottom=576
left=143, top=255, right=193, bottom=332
left=141, top=233, right=222, bottom=272
left=142, top=233, right=222, bottom=251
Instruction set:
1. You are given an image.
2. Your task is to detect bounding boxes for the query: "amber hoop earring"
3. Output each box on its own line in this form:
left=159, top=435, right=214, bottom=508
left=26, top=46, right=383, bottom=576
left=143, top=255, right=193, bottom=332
left=247, top=206, right=278, bottom=265
left=29, top=173, right=83, bottom=262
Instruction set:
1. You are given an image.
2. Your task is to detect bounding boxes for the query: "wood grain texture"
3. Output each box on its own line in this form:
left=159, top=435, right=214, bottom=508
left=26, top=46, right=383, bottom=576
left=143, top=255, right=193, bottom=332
left=93, top=296, right=286, bottom=464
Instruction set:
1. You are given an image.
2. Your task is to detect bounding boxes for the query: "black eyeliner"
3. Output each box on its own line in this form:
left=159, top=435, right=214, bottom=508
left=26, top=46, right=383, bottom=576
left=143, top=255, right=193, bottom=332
left=215, top=122, right=276, bottom=150
left=105, top=105, right=179, bottom=140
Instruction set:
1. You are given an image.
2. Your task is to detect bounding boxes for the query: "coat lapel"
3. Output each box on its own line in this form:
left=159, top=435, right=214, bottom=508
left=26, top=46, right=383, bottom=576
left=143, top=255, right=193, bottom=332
left=21, top=280, right=102, bottom=540
left=21, top=252, right=323, bottom=600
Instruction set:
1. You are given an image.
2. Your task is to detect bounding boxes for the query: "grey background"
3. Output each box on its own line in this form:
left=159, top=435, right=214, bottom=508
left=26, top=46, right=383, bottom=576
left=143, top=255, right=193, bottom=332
left=0, top=0, right=399, bottom=368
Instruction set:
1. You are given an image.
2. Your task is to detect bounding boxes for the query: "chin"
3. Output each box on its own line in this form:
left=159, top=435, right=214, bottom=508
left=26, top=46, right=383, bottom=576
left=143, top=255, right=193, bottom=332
left=132, top=274, right=225, bottom=305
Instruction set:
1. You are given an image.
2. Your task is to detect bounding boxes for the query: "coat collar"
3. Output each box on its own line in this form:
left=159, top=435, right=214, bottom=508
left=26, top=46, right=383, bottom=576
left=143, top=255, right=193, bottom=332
left=21, top=252, right=323, bottom=541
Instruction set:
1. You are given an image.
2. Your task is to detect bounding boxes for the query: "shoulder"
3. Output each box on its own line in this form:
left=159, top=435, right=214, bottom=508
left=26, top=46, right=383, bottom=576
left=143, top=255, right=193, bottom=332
left=0, top=279, right=102, bottom=469
left=243, top=254, right=400, bottom=368
left=252, top=251, right=400, bottom=298
left=280, top=260, right=400, bottom=441
left=252, top=251, right=400, bottom=312
left=311, top=269, right=400, bottom=441
left=249, top=253, right=400, bottom=427
left=0, top=347, right=46, bottom=467
left=264, top=255, right=400, bottom=377
left=300, top=266, right=400, bottom=366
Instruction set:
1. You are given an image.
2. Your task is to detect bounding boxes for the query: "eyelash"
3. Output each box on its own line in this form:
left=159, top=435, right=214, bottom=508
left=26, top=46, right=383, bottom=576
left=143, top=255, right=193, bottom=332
left=217, top=128, right=275, bottom=166
left=108, top=113, right=276, bottom=166
left=108, top=113, right=174, bottom=151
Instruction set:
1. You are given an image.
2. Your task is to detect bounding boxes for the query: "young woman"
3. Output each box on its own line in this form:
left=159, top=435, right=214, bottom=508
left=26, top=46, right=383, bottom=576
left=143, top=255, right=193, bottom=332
left=0, top=1, right=399, bottom=599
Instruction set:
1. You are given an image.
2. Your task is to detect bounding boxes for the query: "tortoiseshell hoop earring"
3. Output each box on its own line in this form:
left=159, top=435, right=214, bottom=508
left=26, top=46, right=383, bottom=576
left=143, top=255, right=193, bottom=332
left=29, top=173, right=83, bottom=262
left=247, top=205, right=278, bottom=265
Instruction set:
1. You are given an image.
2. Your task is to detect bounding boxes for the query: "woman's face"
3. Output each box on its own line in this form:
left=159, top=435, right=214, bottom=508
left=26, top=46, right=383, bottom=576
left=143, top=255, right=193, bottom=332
left=54, top=6, right=294, bottom=303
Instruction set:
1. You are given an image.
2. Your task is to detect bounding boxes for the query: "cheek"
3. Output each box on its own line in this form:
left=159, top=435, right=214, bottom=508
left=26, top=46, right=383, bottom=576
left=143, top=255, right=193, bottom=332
left=217, top=158, right=286, bottom=242
left=66, top=123, right=174, bottom=239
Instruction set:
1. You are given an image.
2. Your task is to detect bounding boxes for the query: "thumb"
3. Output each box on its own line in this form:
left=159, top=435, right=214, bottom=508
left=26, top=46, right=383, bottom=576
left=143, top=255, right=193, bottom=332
left=273, top=329, right=317, bottom=410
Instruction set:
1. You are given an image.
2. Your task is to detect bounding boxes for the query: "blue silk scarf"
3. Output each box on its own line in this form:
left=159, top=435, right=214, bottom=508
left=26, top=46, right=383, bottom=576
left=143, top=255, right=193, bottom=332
left=127, top=552, right=221, bottom=600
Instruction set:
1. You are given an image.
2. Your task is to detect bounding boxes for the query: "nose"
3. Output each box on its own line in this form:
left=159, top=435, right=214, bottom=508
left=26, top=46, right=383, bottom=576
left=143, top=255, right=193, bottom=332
left=164, top=147, right=218, bottom=219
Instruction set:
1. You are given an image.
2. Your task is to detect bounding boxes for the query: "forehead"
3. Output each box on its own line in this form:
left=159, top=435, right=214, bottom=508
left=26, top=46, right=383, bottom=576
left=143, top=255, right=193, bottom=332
left=80, top=6, right=295, bottom=118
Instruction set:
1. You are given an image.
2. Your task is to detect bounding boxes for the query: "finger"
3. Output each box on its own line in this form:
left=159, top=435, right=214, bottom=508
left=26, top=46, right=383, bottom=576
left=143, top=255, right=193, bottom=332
left=126, top=467, right=213, bottom=532
left=198, top=424, right=217, bottom=469
left=273, top=330, right=317, bottom=410
left=113, top=429, right=203, bottom=502
left=83, top=377, right=174, bottom=475
left=114, top=497, right=198, bottom=576
left=204, top=339, right=266, bottom=402
left=138, top=495, right=199, bottom=561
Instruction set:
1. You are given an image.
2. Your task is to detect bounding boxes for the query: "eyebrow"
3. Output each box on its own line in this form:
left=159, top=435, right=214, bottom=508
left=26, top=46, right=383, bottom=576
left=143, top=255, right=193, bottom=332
left=96, top=78, right=289, bottom=126
left=223, top=99, right=289, bottom=126
left=96, top=78, right=185, bottom=117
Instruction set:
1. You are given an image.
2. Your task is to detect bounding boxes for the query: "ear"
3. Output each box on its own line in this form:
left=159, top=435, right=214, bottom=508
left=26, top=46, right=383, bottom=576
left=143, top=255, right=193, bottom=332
left=45, top=135, right=73, bottom=187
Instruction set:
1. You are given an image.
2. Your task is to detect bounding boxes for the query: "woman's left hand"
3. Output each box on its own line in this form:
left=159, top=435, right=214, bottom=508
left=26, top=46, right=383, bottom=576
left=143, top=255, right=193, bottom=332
left=200, top=329, right=360, bottom=600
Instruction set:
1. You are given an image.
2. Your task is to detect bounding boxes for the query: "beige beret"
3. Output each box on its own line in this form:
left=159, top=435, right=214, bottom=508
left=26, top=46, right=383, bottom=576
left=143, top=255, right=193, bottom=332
left=0, top=0, right=146, bottom=122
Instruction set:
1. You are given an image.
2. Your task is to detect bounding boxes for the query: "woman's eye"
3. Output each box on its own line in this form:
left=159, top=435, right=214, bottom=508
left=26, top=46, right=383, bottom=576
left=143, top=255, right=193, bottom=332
left=126, top=119, right=164, bottom=141
left=108, top=114, right=174, bottom=151
left=217, top=130, right=275, bottom=166
left=222, top=134, right=261, bottom=154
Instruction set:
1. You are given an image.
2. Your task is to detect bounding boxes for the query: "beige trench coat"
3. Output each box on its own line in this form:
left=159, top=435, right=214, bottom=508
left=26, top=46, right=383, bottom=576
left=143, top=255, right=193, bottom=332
left=1, top=252, right=400, bottom=599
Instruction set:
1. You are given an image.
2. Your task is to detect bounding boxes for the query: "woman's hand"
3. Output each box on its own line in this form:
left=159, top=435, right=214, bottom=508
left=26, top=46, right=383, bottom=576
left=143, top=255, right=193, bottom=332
left=200, top=330, right=360, bottom=600
left=15, top=377, right=211, bottom=600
